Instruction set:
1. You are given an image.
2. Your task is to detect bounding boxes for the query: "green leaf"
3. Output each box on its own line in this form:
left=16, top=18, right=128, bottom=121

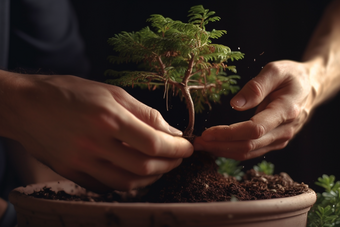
left=253, top=160, right=274, bottom=175
left=216, top=157, right=244, bottom=180
left=308, top=175, right=340, bottom=227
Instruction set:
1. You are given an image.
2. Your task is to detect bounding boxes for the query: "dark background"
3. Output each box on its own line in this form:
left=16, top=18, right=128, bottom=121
left=70, top=0, right=338, bottom=191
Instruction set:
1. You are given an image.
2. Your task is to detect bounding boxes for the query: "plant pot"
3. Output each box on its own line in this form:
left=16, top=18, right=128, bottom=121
left=9, top=180, right=316, bottom=227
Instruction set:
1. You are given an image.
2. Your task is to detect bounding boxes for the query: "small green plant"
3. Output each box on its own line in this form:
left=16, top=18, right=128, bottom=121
left=216, top=157, right=244, bottom=180
left=216, top=158, right=275, bottom=180
left=105, top=5, right=244, bottom=137
left=253, top=160, right=274, bottom=175
left=308, top=175, right=340, bottom=227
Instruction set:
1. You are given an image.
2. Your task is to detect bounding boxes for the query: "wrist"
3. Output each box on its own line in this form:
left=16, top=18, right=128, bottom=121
left=303, top=57, right=339, bottom=110
left=0, top=70, right=33, bottom=140
left=304, top=58, right=324, bottom=97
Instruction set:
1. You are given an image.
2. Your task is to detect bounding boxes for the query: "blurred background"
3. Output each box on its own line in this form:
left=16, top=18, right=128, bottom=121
left=68, top=0, right=337, bottom=191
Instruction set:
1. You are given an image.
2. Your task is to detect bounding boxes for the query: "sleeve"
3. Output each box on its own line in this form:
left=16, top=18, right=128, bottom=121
left=0, top=0, right=10, bottom=69
left=8, top=0, right=90, bottom=78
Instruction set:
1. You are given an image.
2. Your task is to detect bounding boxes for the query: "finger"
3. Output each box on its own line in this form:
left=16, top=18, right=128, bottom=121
left=107, top=102, right=194, bottom=158
left=194, top=137, right=256, bottom=160
left=200, top=120, right=265, bottom=142
left=98, top=139, right=183, bottom=176
left=243, top=139, right=290, bottom=160
left=230, top=63, right=283, bottom=111
left=254, top=95, right=272, bottom=115
left=106, top=85, right=182, bottom=136
left=49, top=165, right=112, bottom=193
left=202, top=97, right=297, bottom=142
left=49, top=147, right=164, bottom=191
left=195, top=124, right=293, bottom=160
left=85, top=158, right=163, bottom=191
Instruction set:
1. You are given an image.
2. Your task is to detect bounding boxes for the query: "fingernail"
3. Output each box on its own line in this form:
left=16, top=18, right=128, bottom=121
left=194, top=143, right=205, bottom=151
left=202, top=134, right=215, bottom=141
left=169, top=126, right=183, bottom=136
left=231, top=95, right=246, bottom=108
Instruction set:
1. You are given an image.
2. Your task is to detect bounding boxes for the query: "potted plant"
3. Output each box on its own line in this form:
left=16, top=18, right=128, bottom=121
left=104, top=4, right=244, bottom=140
left=307, top=174, right=340, bottom=227
left=9, top=5, right=316, bottom=227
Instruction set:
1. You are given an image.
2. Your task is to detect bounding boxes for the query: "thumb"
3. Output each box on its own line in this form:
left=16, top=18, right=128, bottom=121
left=137, top=106, right=183, bottom=137
left=230, top=65, right=277, bottom=111
left=108, top=86, right=183, bottom=136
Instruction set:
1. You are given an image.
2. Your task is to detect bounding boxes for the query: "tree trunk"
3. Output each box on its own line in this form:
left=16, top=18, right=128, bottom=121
left=181, top=85, right=195, bottom=137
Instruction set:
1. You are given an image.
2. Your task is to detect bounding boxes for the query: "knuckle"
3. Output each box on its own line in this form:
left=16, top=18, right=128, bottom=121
left=241, top=140, right=256, bottom=154
left=268, top=134, right=276, bottom=145
left=95, top=106, right=122, bottom=132
left=247, top=79, right=264, bottom=99
left=300, top=109, right=309, bottom=122
left=235, top=152, right=251, bottom=161
left=250, top=122, right=266, bottom=139
left=138, top=160, right=155, bottom=176
left=286, top=105, right=300, bottom=122
left=282, top=128, right=294, bottom=141
left=146, top=137, right=161, bottom=156
left=148, top=108, right=163, bottom=125
left=276, top=140, right=289, bottom=150
left=263, top=62, right=281, bottom=75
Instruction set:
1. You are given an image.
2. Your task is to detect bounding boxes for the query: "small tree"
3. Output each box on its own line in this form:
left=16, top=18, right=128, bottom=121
left=105, top=5, right=244, bottom=137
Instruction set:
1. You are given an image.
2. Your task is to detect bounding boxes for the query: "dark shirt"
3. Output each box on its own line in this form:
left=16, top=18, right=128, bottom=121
left=0, top=0, right=89, bottom=226
left=2, top=0, right=89, bottom=76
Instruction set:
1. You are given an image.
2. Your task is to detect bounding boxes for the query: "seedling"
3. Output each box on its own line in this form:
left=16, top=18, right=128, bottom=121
left=308, top=174, right=340, bottom=227
left=216, top=157, right=244, bottom=180
left=105, top=5, right=244, bottom=137
left=216, top=158, right=275, bottom=180
left=253, top=160, right=275, bottom=175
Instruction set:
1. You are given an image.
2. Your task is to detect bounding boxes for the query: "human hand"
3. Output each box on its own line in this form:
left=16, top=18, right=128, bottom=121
left=194, top=60, right=316, bottom=160
left=3, top=72, right=193, bottom=192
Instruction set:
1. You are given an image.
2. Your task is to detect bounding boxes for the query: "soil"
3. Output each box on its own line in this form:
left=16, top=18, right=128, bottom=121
left=28, top=151, right=309, bottom=203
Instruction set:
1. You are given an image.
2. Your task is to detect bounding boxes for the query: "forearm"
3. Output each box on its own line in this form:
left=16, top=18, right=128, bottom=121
left=0, top=69, right=22, bottom=140
left=0, top=70, right=15, bottom=138
left=302, top=0, right=340, bottom=109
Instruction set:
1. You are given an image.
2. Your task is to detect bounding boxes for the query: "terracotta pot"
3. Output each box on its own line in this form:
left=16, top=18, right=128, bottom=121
left=9, top=180, right=316, bottom=227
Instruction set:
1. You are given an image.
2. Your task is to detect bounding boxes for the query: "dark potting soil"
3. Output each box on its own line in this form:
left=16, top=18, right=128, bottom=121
left=28, top=151, right=309, bottom=203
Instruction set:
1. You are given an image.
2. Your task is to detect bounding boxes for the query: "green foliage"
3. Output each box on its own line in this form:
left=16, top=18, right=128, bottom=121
left=308, top=175, right=340, bottom=227
left=253, top=160, right=275, bottom=175
left=215, top=157, right=244, bottom=180
left=216, top=158, right=276, bottom=181
left=188, top=5, right=222, bottom=30
left=105, top=5, right=244, bottom=113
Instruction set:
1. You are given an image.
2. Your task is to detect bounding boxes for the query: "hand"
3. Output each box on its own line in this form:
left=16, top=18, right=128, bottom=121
left=4, top=73, right=193, bottom=192
left=194, top=60, right=316, bottom=160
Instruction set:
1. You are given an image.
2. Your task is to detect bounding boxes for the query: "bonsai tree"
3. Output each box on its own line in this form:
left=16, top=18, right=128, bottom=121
left=105, top=5, right=244, bottom=138
left=103, top=4, right=308, bottom=204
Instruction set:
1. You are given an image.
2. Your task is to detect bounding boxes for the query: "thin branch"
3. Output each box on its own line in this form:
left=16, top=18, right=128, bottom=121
left=189, top=68, right=205, bottom=77
left=188, top=83, right=216, bottom=91
left=183, top=53, right=196, bottom=85
left=156, top=55, right=167, bottom=76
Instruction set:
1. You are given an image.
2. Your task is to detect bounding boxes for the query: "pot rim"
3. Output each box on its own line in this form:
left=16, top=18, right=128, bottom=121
left=9, top=180, right=317, bottom=215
